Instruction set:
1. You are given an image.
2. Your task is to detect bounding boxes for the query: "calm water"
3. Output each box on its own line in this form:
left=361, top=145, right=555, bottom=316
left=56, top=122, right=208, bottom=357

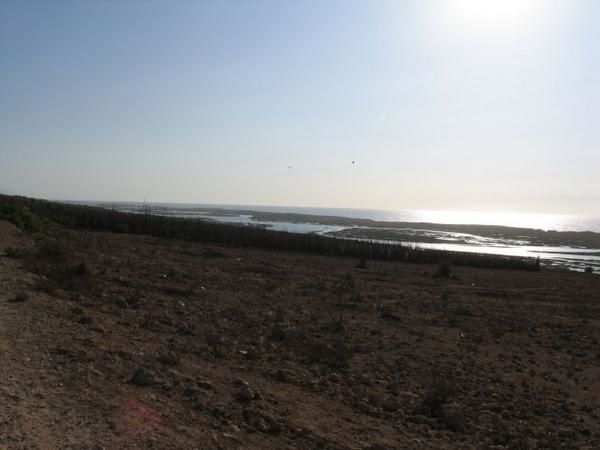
left=85, top=201, right=600, bottom=273
left=122, top=203, right=600, bottom=233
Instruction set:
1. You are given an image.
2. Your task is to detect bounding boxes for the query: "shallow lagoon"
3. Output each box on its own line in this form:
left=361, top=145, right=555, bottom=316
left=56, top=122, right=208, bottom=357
left=88, top=202, right=600, bottom=273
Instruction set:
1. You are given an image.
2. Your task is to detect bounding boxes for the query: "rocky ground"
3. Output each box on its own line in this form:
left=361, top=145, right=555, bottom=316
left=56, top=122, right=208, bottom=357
left=0, top=220, right=599, bottom=449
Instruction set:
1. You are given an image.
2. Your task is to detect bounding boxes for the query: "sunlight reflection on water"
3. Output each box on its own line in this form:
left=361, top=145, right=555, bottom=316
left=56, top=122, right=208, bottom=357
left=91, top=202, right=600, bottom=233
left=193, top=206, right=600, bottom=233
left=88, top=201, right=600, bottom=273
left=354, top=209, right=600, bottom=233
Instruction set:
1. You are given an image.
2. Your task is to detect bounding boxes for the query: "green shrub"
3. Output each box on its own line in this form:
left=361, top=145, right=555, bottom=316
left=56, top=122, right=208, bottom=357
left=0, top=202, right=45, bottom=232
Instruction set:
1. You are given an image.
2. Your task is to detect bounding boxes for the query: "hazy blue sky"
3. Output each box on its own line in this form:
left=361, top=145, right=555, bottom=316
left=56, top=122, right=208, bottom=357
left=1, top=0, right=599, bottom=214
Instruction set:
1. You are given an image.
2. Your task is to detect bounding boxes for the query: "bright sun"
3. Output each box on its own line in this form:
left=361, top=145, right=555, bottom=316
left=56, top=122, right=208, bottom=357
left=449, top=0, right=543, bottom=30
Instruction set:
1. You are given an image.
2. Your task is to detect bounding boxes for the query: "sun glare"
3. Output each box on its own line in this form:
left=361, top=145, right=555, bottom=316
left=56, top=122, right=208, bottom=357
left=449, top=0, right=543, bottom=30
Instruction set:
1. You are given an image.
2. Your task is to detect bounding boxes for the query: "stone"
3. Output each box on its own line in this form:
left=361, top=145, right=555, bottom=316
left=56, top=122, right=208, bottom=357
left=236, top=382, right=255, bottom=402
left=157, top=354, right=178, bottom=367
left=130, top=367, right=154, bottom=387
left=197, top=380, right=214, bottom=390
left=382, top=397, right=401, bottom=412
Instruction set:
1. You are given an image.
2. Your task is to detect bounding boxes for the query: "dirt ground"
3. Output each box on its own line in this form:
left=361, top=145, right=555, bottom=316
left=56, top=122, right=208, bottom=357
left=1, top=220, right=599, bottom=449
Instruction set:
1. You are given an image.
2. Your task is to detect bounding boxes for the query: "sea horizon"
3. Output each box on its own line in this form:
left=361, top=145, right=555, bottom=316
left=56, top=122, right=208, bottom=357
left=72, top=199, right=600, bottom=234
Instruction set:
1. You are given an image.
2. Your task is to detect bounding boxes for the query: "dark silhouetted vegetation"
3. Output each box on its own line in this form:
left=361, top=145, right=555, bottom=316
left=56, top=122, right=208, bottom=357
left=356, top=258, right=368, bottom=269
left=4, top=246, right=23, bottom=258
left=433, top=262, right=452, bottom=278
left=0, top=198, right=46, bottom=232
left=37, top=238, right=71, bottom=262
left=9, top=291, right=29, bottom=303
left=0, top=194, right=543, bottom=271
left=418, top=373, right=457, bottom=418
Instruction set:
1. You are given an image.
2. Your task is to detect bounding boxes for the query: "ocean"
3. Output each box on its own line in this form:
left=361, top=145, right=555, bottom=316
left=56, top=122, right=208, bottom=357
left=83, top=201, right=600, bottom=273
left=94, top=202, right=600, bottom=233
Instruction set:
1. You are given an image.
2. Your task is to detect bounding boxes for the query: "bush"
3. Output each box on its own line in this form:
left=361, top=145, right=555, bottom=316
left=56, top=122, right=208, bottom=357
left=269, top=324, right=286, bottom=341
left=418, top=375, right=457, bottom=417
left=323, top=313, right=345, bottom=333
left=4, top=247, right=22, bottom=258
left=303, top=336, right=352, bottom=369
left=203, top=249, right=226, bottom=258
left=356, top=258, right=368, bottom=269
left=36, top=278, right=60, bottom=297
left=434, top=262, right=452, bottom=278
left=37, top=239, right=71, bottom=261
left=9, top=291, right=29, bottom=303
left=74, top=261, right=90, bottom=276
left=439, top=406, right=467, bottom=433
left=0, top=202, right=45, bottom=232
left=322, top=338, right=351, bottom=369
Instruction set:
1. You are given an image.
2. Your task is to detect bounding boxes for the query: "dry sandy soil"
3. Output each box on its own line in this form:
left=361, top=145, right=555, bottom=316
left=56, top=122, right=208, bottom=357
left=1, top=220, right=599, bottom=449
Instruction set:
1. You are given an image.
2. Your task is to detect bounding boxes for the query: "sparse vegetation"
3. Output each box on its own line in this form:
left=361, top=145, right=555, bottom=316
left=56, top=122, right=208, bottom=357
left=433, top=262, right=452, bottom=278
left=203, top=248, right=226, bottom=258
left=37, top=238, right=71, bottom=261
left=269, top=323, right=286, bottom=341
left=35, top=278, right=60, bottom=297
left=9, top=291, right=29, bottom=303
left=418, top=374, right=457, bottom=418
left=0, top=198, right=46, bottom=232
left=4, top=246, right=22, bottom=258
left=305, top=336, right=352, bottom=369
left=0, top=194, right=543, bottom=272
left=0, top=212, right=598, bottom=448
left=28, top=237, right=94, bottom=294
left=323, top=312, right=346, bottom=333
left=356, top=258, right=368, bottom=269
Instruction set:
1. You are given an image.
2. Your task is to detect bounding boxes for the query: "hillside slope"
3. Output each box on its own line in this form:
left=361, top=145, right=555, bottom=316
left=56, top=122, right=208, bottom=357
left=0, top=221, right=599, bottom=449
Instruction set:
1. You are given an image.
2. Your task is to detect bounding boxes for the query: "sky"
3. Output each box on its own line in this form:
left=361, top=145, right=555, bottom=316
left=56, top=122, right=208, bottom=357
left=1, top=0, right=599, bottom=215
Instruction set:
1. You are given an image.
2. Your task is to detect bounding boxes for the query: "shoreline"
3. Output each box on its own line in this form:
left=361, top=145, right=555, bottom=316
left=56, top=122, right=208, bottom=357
left=88, top=203, right=600, bottom=273
left=89, top=202, right=600, bottom=245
